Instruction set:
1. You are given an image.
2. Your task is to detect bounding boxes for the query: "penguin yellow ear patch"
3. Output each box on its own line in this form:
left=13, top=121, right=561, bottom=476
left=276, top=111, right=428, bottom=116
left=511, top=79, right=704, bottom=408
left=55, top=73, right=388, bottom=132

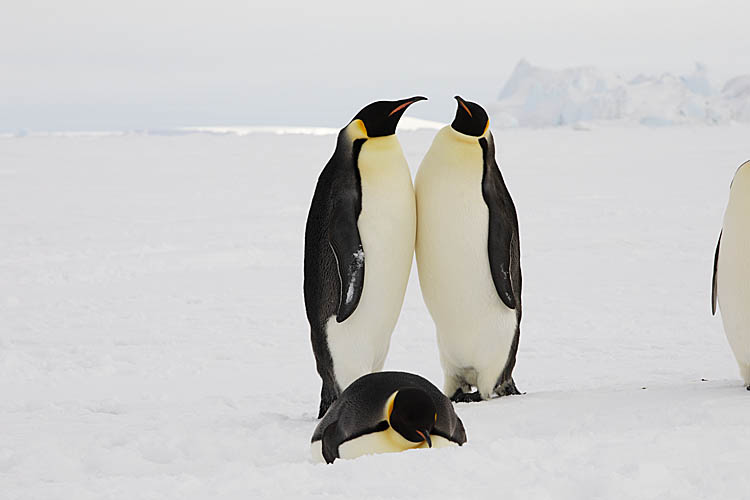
left=387, top=392, right=396, bottom=419
left=350, top=119, right=368, bottom=138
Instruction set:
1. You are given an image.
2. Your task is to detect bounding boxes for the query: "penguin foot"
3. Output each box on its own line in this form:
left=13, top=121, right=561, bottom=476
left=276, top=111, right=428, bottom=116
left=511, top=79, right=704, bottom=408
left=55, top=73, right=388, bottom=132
left=450, top=388, right=484, bottom=403
left=495, top=378, right=522, bottom=397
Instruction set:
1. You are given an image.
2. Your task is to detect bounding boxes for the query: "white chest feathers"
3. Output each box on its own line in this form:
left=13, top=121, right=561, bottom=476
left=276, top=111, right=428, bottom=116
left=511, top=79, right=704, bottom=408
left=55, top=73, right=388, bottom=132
left=325, top=133, right=417, bottom=392
left=415, top=126, right=517, bottom=397
left=310, top=429, right=457, bottom=463
left=716, top=161, right=750, bottom=384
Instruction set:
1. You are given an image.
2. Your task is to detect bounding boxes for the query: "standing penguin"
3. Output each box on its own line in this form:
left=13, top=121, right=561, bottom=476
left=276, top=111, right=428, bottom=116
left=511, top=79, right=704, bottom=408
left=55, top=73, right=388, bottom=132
left=311, top=371, right=467, bottom=464
left=304, top=98, right=425, bottom=417
left=415, top=96, right=522, bottom=402
left=712, top=160, right=750, bottom=390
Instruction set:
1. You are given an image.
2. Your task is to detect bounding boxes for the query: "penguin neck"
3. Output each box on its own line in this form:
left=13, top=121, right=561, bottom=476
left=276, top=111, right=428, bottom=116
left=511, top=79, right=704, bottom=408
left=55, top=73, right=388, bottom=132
left=341, top=119, right=401, bottom=153
left=445, top=125, right=490, bottom=144
left=360, top=134, right=400, bottom=154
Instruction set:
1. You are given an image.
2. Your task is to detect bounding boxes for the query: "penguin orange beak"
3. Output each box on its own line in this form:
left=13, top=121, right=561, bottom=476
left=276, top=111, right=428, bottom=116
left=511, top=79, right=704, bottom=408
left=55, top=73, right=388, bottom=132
left=388, top=96, right=428, bottom=116
left=454, top=95, right=473, bottom=117
left=416, top=430, right=432, bottom=448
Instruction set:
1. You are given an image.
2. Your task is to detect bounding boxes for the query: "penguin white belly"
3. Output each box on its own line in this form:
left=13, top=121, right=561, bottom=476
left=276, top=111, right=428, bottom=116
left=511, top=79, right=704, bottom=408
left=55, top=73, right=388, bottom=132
left=337, top=426, right=420, bottom=460
left=310, top=431, right=455, bottom=463
left=310, top=440, right=324, bottom=463
left=415, top=128, right=517, bottom=397
left=326, top=136, right=416, bottom=391
left=717, top=186, right=750, bottom=384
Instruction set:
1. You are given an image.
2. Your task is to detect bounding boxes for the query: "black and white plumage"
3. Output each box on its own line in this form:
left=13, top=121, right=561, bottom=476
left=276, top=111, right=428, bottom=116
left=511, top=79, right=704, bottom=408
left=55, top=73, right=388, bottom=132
left=310, top=371, right=467, bottom=463
left=304, top=98, right=425, bottom=417
left=415, top=96, right=522, bottom=402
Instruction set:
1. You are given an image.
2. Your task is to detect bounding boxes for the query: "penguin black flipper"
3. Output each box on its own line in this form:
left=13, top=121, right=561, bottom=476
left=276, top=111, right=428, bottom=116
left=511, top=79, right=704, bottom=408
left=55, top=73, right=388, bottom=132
left=479, top=133, right=519, bottom=311
left=712, top=230, right=721, bottom=315
left=330, top=187, right=365, bottom=323
left=434, top=410, right=467, bottom=445
left=321, top=421, right=342, bottom=464
left=304, top=136, right=366, bottom=416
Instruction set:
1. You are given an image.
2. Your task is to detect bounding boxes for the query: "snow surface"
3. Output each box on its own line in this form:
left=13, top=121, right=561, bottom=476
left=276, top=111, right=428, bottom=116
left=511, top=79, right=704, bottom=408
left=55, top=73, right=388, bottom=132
left=2, top=127, right=750, bottom=498
left=178, top=117, right=445, bottom=137
left=490, top=60, right=750, bottom=127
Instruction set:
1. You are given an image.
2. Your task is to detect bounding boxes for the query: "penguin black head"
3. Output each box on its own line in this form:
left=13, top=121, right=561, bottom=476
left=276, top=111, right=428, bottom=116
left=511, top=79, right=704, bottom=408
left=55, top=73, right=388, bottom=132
left=388, top=388, right=436, bottom=447
left=352, top=97, right=427, bottom=138
left=451, top=96, right=489, bottom=137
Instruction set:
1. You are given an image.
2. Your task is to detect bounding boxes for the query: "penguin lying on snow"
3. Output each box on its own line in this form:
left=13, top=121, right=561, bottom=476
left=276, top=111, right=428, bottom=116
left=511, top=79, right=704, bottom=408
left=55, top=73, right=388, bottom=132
left=712, top=160, right=750, bottom=390
left=311, top=371, right=467, bottom=464
left=415, top=96, right=523, bottom=402
left=304, top=98, right=425, bottom=418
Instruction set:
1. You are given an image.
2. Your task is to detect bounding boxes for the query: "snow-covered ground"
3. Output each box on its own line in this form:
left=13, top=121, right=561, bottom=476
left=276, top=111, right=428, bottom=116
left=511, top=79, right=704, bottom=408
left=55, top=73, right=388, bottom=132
left=1, top=125, right=750, bottom=499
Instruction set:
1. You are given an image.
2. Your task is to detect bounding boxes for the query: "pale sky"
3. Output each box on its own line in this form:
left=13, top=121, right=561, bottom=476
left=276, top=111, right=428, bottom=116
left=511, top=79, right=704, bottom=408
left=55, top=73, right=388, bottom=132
left=1, top=0, right=749, bottom=131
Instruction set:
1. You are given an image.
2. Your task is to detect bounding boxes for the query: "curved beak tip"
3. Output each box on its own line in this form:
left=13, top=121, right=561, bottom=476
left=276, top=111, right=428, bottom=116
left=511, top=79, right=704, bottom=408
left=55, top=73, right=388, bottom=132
left=389, top=97, right=426, bottom=117
left=417, top=430, right=432, bottom=448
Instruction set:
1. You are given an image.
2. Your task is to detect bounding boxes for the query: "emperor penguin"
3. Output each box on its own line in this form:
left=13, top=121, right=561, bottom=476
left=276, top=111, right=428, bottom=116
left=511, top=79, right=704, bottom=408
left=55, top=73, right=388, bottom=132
left=415, top=96, right=522, bottom=403
left=310, top=371, right=467, bottom=463
left=304, top=97, right=425, bottom=417
left=712, top=160, right=750, bottom=390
